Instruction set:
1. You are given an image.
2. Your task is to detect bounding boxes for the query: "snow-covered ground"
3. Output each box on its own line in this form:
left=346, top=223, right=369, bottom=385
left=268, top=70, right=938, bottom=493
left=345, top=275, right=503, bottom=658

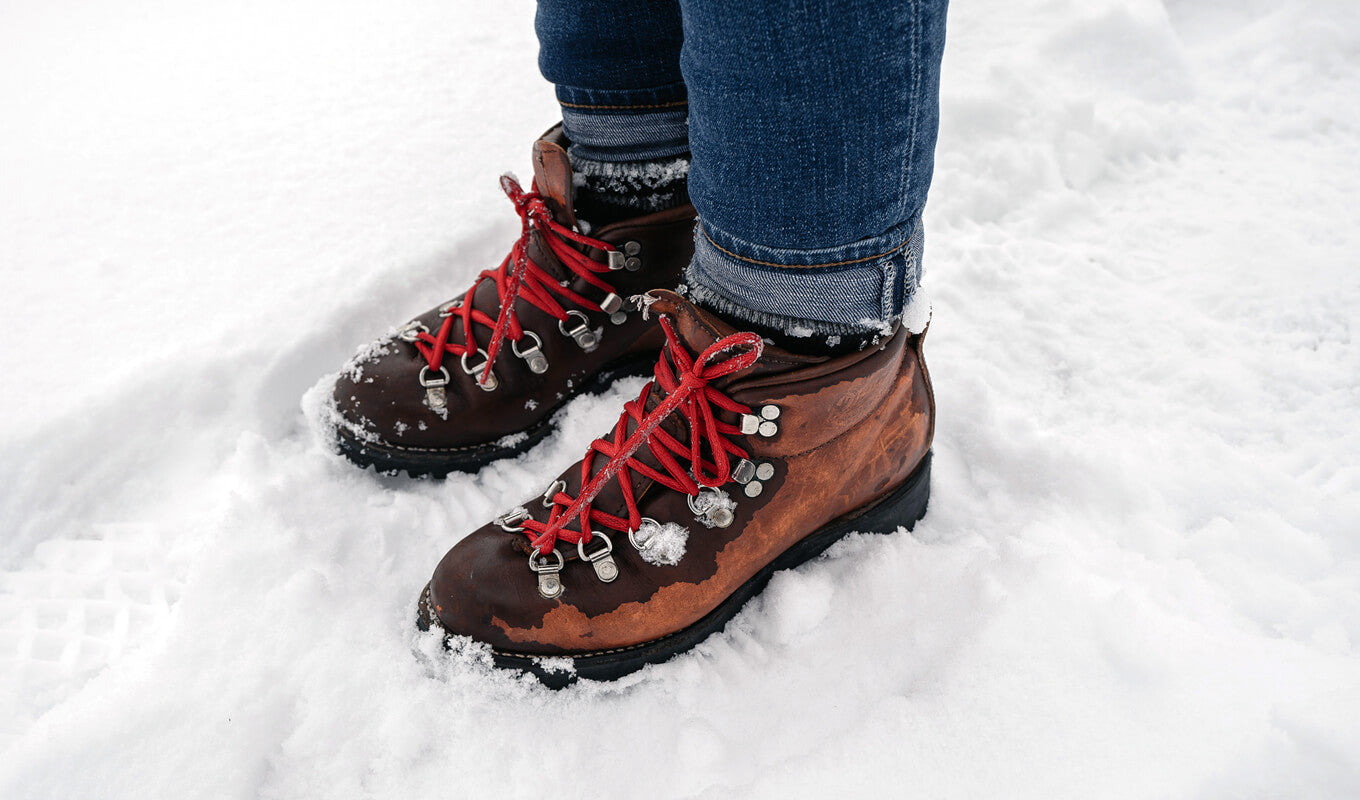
left=2, top=0, right=1358, bottom=796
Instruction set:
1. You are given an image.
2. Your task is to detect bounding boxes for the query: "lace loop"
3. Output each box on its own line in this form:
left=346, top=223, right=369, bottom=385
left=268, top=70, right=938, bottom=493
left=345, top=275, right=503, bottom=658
left=521, top=317, right=763, bottom=555
left=413, top=175, right=619, bottom=386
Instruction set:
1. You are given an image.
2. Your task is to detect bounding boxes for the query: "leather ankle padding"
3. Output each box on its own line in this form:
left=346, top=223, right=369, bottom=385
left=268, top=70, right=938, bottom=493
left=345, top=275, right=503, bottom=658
left=532, top=124, right=575, bottom=230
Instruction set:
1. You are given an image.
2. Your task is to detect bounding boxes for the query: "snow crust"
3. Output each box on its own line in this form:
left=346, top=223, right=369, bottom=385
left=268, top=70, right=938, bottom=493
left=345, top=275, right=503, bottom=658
left=633, top=521, right=690, bottom=566
left=3, top=0, right=1360, bottom=798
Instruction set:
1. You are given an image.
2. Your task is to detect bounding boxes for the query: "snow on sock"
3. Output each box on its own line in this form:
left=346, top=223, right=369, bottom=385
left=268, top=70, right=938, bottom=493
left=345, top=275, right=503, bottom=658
left=571, top=154, right=690, bottom=227
left=747, top=318, right=880, bottom=357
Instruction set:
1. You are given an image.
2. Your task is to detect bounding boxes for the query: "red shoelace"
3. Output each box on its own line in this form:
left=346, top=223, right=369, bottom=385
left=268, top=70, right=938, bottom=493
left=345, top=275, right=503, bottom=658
left=522, top=316, right=764, bottom=555
left=413, top=175, right=620, bottom=385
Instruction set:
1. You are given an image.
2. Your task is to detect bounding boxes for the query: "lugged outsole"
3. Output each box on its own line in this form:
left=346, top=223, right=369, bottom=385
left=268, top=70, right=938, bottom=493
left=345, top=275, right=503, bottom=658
left=419, top=451, right=932, bottom=687
left=335, top=352, right=658, bottom=478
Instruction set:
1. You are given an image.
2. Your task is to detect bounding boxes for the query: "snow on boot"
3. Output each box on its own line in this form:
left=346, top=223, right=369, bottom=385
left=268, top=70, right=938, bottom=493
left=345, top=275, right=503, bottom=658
left=324, top=125, right=696, bottom=476
left=417, top=289, right=934, bottom=686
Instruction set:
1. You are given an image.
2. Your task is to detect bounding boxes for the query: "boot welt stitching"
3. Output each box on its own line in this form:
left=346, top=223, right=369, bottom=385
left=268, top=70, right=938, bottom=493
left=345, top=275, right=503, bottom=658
left=493, top=639, right=654, bottom=659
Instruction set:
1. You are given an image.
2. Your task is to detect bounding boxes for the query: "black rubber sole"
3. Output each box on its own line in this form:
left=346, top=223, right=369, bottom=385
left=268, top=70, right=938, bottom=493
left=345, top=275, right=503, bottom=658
left=423, top=451, right=932, bottom=688
left=335, top=353, right=657, bottom=478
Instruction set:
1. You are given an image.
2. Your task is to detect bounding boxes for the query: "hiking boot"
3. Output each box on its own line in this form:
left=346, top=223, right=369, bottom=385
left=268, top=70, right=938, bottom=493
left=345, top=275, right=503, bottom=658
left=417, top=289, right=934, bottom=686
left=325, top=125, right=697, bottom=476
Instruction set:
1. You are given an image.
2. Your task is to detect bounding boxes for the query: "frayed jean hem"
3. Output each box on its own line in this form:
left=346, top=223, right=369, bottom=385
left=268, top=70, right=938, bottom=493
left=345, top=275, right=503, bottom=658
left=683, top=218, right=924, bottom=336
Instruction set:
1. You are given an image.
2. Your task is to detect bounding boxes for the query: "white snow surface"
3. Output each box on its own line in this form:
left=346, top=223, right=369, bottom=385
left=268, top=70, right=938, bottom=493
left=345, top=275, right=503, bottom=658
left=3, top=0, right=1359, bottom=797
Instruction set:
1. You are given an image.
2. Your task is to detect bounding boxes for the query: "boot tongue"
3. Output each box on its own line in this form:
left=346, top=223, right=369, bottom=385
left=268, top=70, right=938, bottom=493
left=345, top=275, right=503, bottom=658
left=531, top=125, right=577, bottom=231
left=644, top=290, right=825, bottom=383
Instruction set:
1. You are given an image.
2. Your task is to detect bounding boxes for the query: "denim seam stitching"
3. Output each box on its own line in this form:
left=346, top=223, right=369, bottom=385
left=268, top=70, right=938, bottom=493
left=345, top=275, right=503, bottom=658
left=700, top=223, right=918, bottom=270
left=559, top=99, right=689, bottom=111
left=902, top=0, right=922, bottom=223
left=883, top=252, right=899, bottom=321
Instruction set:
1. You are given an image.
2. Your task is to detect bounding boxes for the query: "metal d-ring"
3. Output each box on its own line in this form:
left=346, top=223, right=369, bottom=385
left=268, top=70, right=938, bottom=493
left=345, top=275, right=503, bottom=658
left=686, top=489, right=714, bottom=516
left=627, top=517, right=662, bottom=551
left=437, top=299, right=463, bottom=318
left=688, top=487, right=734, bottom=528
left=418, top=365, right=450, bottom=388
left=577, top=531, right=618, bottom=583
left=511, top=330, right=549, bottom=374
left=529, top=547, right=565, bottom=572
left=528, top=547, right=566, bottom=599
left=459, top=348, right=499, bottom=392
left=557, top=310, right=599, bottom=351
left=418, top=364, right=451, bottom=410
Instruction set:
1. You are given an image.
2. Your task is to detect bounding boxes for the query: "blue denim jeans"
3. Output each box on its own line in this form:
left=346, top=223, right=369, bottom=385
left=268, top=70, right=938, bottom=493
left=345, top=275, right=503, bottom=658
left=536, top=0, right=948, bottom=335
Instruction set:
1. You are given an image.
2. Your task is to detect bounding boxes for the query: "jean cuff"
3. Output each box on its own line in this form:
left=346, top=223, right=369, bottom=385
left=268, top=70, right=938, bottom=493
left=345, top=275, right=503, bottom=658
left=556, top=82, right=690, bottom=162
left=683, top=217, right=924, bottom=336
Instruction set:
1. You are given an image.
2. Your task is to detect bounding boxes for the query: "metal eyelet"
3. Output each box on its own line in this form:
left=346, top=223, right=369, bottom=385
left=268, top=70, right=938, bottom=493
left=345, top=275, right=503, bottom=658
left=512, top=330, right=549, bottom=374
left=623, top=240, right=642, bottom=271
left=396, top=320, right=429, bottom=343
left=558, top=310, right=599, bottom=351
left=740, top=404, right=781, bottom=437
left=606, top=241, right=642, bottom=271
left=577, top=531, right=619, bottom=583
left=732, top=459, right=775, bottom=497
left=437, top=299, right=463, bottom=318
left=418, top=365, right=451, bottom=410
left=600, top=292, right=632, bottom=325
left=528, top=547, right=566, bottom=599
left=459, top=348, right=499, bottom=392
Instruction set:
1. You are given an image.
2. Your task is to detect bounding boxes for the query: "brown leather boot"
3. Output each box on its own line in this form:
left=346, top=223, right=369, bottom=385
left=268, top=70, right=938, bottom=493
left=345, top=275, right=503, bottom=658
left=417, top=290, right=934, bottom=686
left=326, top=125, right=696, bottom=476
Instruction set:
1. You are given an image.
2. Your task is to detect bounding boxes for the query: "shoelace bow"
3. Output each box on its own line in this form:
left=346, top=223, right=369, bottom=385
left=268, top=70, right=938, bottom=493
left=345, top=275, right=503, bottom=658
left=522, top=316, right=764, bottom=555
left=413, top=175, right=620, bottom=384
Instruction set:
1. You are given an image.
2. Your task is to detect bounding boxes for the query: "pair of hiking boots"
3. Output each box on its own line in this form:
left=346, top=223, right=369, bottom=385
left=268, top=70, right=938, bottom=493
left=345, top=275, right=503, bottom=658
left=326, top=126, right=935, bottom=686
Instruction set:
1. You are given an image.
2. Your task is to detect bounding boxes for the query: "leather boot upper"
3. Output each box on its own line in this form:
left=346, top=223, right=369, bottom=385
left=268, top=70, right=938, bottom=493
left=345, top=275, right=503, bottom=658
left=426, top=290, right=934, bottom=655
left=329, top=126, right=697, bottom=455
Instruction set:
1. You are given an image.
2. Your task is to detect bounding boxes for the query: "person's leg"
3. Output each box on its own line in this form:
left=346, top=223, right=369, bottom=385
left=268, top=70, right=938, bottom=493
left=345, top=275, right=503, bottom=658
left=536, top=0, right=692, bottom=225
left=680, top=0, right=949, bottom=353
left=417, top=0, right=948, bottom=684
left=324, top=1, right=699, bottom=477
